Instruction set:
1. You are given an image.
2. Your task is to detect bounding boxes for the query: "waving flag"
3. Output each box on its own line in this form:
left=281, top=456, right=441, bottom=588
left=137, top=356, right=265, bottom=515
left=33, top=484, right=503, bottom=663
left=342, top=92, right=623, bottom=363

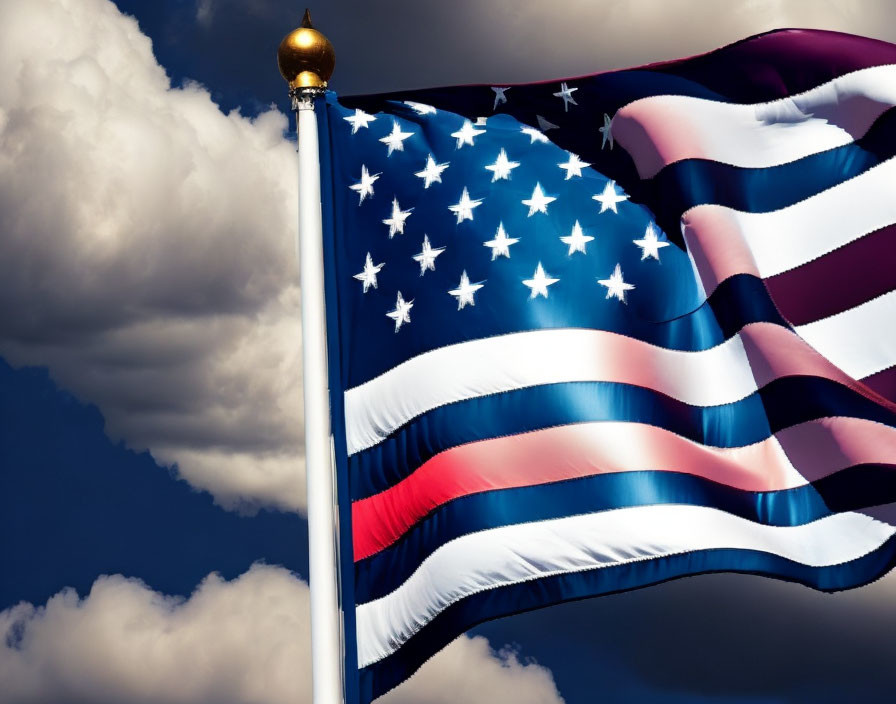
left=316, top=29, right=896, bottom=702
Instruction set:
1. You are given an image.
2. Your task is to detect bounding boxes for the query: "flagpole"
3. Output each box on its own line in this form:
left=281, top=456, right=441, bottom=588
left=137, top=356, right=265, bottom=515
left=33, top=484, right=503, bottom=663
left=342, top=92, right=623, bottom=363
left=278, top=12, right=342, bottom=704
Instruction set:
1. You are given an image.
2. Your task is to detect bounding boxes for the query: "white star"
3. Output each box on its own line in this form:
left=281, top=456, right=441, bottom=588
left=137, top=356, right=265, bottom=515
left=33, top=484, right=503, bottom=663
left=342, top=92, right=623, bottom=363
left=353, top=253, right=384, bottom=293
left=522, top=183, right=556, bottom=216
left=483, top=222, right=519, bottom=260
left=592, top=180, right=629, bottom=214
left=560, top=220, right=594, bottom=255
left=451, top=119, right=486, bottom=148
left=379, top=120, right=413, bottom=156
left=484, top=148, right=520, bottom=182
left=344, top=108, right=375, bottom=134
left=598, top=263, right=635, bottom=303
left=415, top=155, right=449, bottom=188
left=492, top=86, right=509, bottom=110
left=521, top=125, right=549, bottom=144
left=412, top=234, right=445, bottom=275
left=523, top=262, right=559, bottom=299
left=382, top=197, right=412, bottom=237
left=448, top=270, right=485, bottom=310
left=536, top=115, right=559, bottom=131
left=386, top=291, right=414, bottom=332
left=633, top=222, right=670, bottom=261
left=404, top=101, right=436, bottom=115
left=558, top=153, right=590, bottom=179
left=448, top=187, right=483, bottom=223
left=349, top=165, right=380, bottom=204
left=600, top=113, right=614, bottom=149
left=553, top=82, right=579, bottom=111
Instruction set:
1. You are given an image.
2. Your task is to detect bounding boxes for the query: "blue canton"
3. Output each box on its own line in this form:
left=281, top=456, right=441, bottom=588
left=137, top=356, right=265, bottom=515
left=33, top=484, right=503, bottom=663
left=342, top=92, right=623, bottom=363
left=324, top=94, right=704, bottom=388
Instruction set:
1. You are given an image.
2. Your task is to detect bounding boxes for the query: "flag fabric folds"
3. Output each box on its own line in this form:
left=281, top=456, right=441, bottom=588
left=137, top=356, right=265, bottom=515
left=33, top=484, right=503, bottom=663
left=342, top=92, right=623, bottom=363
left=317, top=29, right=896, bottom=702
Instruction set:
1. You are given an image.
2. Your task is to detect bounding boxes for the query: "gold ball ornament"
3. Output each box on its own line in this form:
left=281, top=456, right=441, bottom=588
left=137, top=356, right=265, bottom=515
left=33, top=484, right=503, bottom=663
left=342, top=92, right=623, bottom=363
left=277, top=10, right=335, bottom=89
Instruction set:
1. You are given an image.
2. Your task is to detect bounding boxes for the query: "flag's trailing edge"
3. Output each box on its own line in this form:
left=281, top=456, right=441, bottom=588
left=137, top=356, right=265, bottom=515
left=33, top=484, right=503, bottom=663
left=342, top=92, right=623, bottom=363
left=317, top=29, right=896, bottom=703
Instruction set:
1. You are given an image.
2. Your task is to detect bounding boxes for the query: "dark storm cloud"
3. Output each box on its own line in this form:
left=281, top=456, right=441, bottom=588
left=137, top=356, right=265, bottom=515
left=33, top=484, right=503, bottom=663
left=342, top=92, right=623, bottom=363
left=477, top=570, right=896, bottom=702
left=147, top=0, right=896, bottom=110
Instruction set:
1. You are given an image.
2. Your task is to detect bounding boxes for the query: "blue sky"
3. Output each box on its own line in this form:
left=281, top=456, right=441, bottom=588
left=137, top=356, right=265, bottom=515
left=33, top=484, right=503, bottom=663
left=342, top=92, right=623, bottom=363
left=3, top=1, right=896, bottom=702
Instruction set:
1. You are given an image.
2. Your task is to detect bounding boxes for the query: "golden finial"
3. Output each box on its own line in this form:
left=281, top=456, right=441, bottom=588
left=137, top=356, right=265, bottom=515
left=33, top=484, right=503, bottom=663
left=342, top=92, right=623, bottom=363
left=277, top=9, right=335, bottom=90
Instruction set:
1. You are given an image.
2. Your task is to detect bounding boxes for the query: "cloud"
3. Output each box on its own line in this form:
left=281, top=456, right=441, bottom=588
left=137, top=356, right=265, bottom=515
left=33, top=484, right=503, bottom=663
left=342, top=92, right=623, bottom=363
left=383, top=638, right=564, bottom=704
left=0, top=565, right=563, bottom=704
left=0, top=0, right=304, bottom=512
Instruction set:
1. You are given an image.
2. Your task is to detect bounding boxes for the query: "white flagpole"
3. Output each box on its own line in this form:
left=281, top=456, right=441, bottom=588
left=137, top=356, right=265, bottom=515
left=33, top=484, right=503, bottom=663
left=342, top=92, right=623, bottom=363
left=278, top=12, right=343, bottom=704
left=296, top=96, right=343, bottom=704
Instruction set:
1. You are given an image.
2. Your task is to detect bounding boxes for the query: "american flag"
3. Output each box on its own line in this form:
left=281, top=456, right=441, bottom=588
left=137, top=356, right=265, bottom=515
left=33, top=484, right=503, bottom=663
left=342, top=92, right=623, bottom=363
left=318, top=29, right=896, bottom=702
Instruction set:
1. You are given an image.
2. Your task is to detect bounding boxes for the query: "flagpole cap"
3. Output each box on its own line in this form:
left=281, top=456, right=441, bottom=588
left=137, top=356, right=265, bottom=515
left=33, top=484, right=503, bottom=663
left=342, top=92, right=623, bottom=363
left=277, top=9, right=335, bottom=89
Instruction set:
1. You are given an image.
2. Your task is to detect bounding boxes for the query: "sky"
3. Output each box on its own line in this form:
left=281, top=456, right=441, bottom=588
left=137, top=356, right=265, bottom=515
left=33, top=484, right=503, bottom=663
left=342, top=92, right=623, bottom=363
left=2, top=0, right=896, bottom=702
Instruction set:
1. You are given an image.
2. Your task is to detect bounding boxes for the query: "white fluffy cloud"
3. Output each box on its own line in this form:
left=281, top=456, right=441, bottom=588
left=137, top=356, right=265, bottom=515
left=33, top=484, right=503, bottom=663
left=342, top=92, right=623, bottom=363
left=0, top=0, right=304, bottom=511
left=0, top=565, right=563, bottom=704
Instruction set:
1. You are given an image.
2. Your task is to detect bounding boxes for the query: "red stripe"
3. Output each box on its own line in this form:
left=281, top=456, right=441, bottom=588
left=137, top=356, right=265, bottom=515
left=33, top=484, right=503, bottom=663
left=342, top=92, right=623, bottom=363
left=862, top=365, right=896, bottom=404
left=764, top=223, right=896, bottom=326
left=351, top=417, right=896, bottom=561
left=646, top=29, right=896, bottom=102
left=351, top=323, right=896, bottom=561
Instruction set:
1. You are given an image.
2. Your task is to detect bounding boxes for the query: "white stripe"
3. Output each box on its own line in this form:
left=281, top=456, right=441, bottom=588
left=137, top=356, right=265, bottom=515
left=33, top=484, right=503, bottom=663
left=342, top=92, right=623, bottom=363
left=345, top=327, right=756, bottom=455
left=797, top=290, right=896, bottom=381
left=356, top=505, right=894, bottom=667
left=617, top=64, right=896, bottom=176
left=685, top=155, right=896, bottom=278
